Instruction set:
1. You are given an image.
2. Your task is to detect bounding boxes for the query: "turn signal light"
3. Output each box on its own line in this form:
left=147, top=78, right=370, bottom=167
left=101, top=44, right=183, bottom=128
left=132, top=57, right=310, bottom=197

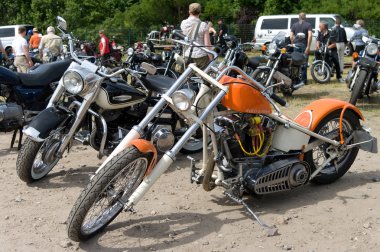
left=281, top=48, right=287, bottom=54
left=352, top=52, right=359, bottom=60
left=261, top=45, right=267, bottom=51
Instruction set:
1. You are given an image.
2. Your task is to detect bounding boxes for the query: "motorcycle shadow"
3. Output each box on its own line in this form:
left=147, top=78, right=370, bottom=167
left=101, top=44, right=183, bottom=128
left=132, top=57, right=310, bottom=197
left=79, top=209, right=245, bottom=252
left=354, top=95, right=380, bottom=110
left=29, top=166, right=98, bottom=189
left=211, top=170, right=380, bottom=215
left=0, top=148, right=18, bottom=158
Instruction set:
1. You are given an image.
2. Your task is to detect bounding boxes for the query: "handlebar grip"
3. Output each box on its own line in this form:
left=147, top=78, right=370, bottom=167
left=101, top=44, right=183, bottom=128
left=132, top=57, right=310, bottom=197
left=173, top=31, right=186, bottom=40
left=270, top=93, right=288, bottom=107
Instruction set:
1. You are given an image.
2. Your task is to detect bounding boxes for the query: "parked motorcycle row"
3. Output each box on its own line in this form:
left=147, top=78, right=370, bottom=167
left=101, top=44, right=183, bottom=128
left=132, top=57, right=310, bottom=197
left=0, top=16, right=378, bottom=242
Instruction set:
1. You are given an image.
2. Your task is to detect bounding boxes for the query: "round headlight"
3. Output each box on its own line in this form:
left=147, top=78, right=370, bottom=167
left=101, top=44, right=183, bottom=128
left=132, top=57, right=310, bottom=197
left=63, top=70, right=84, bottom=95
left=268, top=43, right=277, bottom=54
left=172, top=89, right=195, bottom=111
left=366, top=43, right=378, bottom=56
left=127, top=47, right=134, bottom=56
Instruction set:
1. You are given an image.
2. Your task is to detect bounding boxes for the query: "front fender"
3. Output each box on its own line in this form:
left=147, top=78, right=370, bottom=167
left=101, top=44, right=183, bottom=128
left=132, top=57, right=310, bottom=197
left=294, top=98, right=364, bottom=131
left=129, top=139, right=158, bottom=176
left=23, top=106, right=72, bottom=142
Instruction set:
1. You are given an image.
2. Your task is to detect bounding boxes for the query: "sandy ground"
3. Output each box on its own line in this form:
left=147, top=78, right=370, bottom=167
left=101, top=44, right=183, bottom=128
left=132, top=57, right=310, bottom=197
left=1, top=85, right=380, bottom=252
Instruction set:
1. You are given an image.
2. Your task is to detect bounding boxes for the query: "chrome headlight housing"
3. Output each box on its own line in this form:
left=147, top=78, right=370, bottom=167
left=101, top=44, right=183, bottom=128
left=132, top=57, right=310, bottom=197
left=366, top=43, right=378, bottom=56
left=127, top=47, right=134, bottom=56
left=63, top=70, right=84, bottom=95
left=268, top=43, right=277, bottom=54
left=172, top=89, right=195, bottom=111
left=62, top=69, right=100, bottom=96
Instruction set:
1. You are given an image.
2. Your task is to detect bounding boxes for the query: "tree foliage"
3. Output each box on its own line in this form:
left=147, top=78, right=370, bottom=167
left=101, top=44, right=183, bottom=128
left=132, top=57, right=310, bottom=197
left=0, top=0, right=378, bottom=41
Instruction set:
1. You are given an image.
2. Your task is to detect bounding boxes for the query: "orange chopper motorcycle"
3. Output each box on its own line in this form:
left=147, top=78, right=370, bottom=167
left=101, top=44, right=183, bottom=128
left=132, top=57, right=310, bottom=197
left=66, top=32, right=377, bottom=241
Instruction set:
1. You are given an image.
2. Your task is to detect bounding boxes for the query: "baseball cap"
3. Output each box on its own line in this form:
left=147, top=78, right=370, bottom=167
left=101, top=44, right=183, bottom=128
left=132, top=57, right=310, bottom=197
left=33, top=28, right=38, bottom=32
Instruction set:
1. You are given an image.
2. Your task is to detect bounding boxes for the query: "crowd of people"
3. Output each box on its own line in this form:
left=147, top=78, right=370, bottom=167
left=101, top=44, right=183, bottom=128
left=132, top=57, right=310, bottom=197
left=0, top=2, right=370, bottom=78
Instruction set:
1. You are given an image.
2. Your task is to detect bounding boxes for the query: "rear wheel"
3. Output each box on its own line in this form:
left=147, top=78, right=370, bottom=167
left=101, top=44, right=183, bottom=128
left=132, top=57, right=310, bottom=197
left=311, top=62, right=331, bottom=84
left=349, top=70, right=367, bottom=105
left=67, top=147, right=151, bottom=241
left=304, top=110, right=360, bottom=184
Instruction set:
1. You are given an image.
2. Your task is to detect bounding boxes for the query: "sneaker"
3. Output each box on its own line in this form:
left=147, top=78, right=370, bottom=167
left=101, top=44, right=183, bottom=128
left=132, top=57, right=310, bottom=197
left=338, top=78, right=345, bottom=83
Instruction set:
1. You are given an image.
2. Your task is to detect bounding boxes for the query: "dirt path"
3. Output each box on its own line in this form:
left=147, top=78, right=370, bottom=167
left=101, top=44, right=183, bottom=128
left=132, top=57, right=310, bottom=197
left=1, top=92, right=380, bottom=251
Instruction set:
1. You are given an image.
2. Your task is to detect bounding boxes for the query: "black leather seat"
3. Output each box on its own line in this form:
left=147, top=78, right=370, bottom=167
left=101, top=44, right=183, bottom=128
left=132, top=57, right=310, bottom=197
left=143, top=74, right=176, bottom=93
left=247, top=56, right=264, bottom=70
left=18, top=60, right=71, bottom=87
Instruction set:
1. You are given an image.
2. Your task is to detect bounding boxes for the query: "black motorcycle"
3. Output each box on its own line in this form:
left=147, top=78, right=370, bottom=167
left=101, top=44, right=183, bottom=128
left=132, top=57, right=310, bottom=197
left=16, top=17, right=206, bottom=183
left=310, top=38, right=336, bottom=84
left=347, top=36, right=380, bottom=105
left=0, top=59, right=71, bottom=148
left=251, top=31, right=307, bottom=95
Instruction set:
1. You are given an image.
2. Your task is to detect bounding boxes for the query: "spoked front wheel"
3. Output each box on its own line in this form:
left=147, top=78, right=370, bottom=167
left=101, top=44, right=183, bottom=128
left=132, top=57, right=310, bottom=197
left=311, top=62, right=331, bottom=84
left=67, top=147, right=152, bottom=241
left=304, top=110, right=360, bottom=184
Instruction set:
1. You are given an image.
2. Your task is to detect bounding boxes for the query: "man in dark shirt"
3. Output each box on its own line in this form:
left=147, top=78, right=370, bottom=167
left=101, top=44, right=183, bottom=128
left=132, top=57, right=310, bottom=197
left=333, top=17, right=347, bottom=74
left=217, top=18, right=228, bottom=48
left=316, top=22, right=343, bottom=82
left=290, top=12, right=312, bottom=84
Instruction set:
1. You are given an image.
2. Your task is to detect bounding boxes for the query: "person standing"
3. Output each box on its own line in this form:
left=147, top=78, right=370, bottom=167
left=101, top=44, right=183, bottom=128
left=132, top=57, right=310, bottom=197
left=29, top=28, right=41, bottom=49
left=351, top=19, right=368, bottom=53
left=217, top=18, right=228, bottom=48
left=316, top=22, right=344, bottom=82
left=290, top=12, right=312, bottom=84
left=39, top=26, right=62, bottom=63
left=0, top=38, right=8, bottom=60
left=208, top=21, right=217, bottom=45
left=333, top=18, right=347, bottom=74
left=12, top=26, right=33, bottom=73
left=180, top=3, right=211, bottom=69
left=98, top=30, right=111, bottom=66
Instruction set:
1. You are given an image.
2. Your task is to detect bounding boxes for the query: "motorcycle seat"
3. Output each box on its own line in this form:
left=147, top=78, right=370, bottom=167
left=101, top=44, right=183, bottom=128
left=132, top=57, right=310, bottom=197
left=143, top=74, right=176, bottom=93
left=17, top=60, right=71, bottom=87
left=247, top=56, right=264, bottom=69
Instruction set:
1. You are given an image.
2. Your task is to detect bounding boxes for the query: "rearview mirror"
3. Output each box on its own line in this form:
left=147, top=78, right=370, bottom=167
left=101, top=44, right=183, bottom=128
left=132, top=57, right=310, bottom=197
left=56, top=16, right=67, bottom=32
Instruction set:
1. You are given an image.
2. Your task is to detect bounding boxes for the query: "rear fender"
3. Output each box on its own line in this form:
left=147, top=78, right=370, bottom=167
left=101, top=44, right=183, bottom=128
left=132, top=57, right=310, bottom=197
left=129, top=139, right=158, bottom=176
left=23, top=106, right=72, bottom=142
left=294, top=98, right=364, bottom=143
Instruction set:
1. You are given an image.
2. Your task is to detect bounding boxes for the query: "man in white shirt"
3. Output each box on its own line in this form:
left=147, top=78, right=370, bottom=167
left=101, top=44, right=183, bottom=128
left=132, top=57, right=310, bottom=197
left=0, top=39, right=8, bottom=60
left=12, top=26, right=33, bottom=73
left=180, top=3, right=211, bottom=70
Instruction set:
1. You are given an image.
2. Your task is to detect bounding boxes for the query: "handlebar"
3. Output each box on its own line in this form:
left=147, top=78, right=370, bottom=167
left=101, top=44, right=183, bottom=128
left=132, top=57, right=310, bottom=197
left=270, top=93, right=288, bottom=107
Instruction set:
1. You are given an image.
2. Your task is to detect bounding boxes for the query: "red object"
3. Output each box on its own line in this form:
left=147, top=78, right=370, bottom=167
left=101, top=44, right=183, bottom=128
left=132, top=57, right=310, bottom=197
left=99, top=35, right=110, bottom=55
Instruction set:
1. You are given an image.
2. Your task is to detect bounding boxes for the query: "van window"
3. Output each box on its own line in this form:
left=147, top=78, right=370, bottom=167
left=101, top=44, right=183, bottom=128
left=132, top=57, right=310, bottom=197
left=0, top=28, right=15, bottom=38
left=261, top=19, right=288, bottom=30
left=291, top=18, right=316, bottom=29
left=320, top=17, right=335, bottom=30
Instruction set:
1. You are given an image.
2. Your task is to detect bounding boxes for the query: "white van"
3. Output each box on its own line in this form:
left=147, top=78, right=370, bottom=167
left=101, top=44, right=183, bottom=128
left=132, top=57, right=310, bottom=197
left=0, top=25, right=34, bottom=54
left=254, top=14, right=355, bottom=55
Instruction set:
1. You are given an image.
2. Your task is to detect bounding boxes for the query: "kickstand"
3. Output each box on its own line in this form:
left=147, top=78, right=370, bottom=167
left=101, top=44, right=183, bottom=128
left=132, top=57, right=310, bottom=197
left=10, top=127, right=23, bottom=150
left=224, top=191, right=279, bottom=236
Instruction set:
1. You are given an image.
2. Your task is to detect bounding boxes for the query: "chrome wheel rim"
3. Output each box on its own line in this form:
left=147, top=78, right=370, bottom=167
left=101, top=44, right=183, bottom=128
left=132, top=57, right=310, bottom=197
left=81, top=157, right=148, bottom=235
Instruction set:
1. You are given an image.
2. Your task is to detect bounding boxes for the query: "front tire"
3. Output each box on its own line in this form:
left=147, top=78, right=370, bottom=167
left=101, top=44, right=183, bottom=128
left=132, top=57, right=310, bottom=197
left=349, top=70, right=367, bottom=105
left=311, top=62, right=331, bottom=84
left=251, top=68, right=271, bottom=86
left=16, top=137, right=61, bottom=183
left=304, top=110, right=360, bottom=184
left=67, top=147, right=151, bottom=241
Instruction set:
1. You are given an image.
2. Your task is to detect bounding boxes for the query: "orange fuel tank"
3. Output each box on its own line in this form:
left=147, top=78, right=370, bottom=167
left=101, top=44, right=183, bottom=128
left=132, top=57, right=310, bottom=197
left=219, top=75, right=272, bottom=114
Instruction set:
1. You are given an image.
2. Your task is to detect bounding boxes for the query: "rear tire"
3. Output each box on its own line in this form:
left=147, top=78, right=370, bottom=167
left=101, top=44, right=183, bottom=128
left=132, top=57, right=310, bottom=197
left=67, top=147, right=151, bottom=241
left=304, top=110, right=360, bottom=184
left=349, top=70, right=367, bottom=105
